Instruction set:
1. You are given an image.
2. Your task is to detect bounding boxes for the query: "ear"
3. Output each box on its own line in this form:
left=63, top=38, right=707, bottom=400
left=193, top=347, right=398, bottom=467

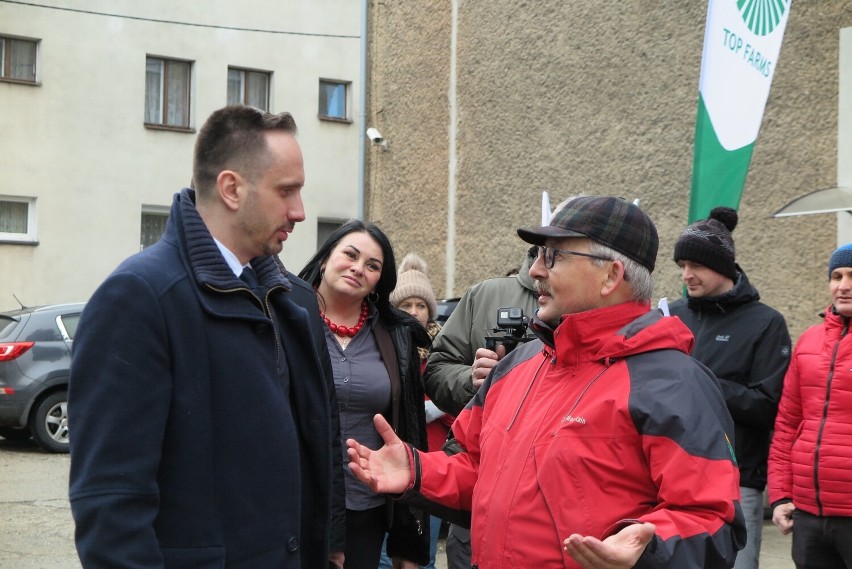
left=600, top=260, right=626, bottom=297
left=216, top=170, right=243, bottom=212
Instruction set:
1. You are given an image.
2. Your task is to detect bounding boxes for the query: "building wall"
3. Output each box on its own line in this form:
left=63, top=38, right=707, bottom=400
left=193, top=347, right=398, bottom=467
left=0, top=0, right=361, bottom=308
left=366, top=1, right=849, bottom=339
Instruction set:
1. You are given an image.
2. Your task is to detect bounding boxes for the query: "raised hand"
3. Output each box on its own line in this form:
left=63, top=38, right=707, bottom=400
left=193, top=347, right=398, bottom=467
left=346, top=414, right=413, bottom=494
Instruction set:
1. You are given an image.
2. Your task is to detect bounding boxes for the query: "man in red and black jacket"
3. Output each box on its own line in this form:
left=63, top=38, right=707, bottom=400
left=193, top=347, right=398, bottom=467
left=347, top=196, right=745, bottom=569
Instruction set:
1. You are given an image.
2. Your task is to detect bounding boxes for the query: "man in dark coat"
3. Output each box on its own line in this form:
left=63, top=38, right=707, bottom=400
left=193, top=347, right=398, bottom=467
left=670, top=206, right=791, bottom=569
left=69, top=106, right=345, bottom=568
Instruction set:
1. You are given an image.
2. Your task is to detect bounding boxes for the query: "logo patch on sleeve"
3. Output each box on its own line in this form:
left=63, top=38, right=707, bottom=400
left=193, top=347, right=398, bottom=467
left=725, top=433, right=738, bottom=465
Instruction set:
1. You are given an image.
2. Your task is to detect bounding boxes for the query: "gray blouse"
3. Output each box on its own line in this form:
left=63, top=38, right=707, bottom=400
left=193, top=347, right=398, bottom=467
left=325, top=310, right=392, bottom=510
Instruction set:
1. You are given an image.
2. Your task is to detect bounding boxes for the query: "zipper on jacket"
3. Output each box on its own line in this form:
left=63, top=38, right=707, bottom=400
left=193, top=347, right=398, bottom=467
left=205, top=283, right=286, bottom=367
left=813, top=317, right=848, bottom=515
left=506, top=351, right=549, bottom=431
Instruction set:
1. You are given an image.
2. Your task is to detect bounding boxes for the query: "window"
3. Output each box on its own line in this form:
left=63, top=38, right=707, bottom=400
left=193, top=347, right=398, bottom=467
left=317, top=220, right=344, bottom=248
left=318, top=79, right=350, bottom=121
left=140, top=207, right=168, bottom=250
left=145, top=57, right=191, bottom=128
left=0, top=36, right=38, bottom=83
left=227, top=68, right=270, bottom=111
left=0, top=196, right=37, bottom=243
left=57, top=313, right=80, bottom=341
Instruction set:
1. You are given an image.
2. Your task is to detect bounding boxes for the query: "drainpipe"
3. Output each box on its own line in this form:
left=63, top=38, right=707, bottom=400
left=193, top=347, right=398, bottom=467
left=357, top=0, right=368, bottom=220
left=445, top=0, right=459, bottom=296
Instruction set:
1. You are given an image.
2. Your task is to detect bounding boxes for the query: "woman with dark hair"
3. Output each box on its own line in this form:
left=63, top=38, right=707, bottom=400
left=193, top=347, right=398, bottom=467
left=298, top=220, right=430, bottom=569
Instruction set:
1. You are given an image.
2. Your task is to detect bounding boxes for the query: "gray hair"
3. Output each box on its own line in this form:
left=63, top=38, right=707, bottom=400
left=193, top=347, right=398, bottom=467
left=586, top=242, right=654, bottom=302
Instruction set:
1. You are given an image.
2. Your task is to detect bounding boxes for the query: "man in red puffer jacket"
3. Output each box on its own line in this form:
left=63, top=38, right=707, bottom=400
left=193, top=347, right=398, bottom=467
left=768, top=243, right=852, bottom=568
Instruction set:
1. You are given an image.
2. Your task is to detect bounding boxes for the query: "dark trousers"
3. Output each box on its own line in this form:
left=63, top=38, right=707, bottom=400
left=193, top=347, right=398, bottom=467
left=792, top=510, right=852, bottom=569
left=345, top=506, right=386, bottom=569
left=446, top=524, right=472, bottom=569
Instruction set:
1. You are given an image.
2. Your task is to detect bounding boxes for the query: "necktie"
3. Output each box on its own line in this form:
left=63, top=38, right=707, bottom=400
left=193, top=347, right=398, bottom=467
left=240, top=267, right=262, bottom=296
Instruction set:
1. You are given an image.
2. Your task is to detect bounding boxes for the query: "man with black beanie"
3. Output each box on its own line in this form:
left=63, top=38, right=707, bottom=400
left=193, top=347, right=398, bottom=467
left=670, top=206, right=791, bottom=569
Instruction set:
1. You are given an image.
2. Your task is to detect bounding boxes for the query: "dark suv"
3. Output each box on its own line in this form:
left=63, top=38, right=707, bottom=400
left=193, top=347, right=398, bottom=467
left=0, top=303, right=84, bottom=452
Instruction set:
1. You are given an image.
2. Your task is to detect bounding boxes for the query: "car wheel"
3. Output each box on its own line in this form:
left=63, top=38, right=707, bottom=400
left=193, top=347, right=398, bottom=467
left=0, top=427, right=32, bottom=441
left=29, top=391, right=69, bottom=453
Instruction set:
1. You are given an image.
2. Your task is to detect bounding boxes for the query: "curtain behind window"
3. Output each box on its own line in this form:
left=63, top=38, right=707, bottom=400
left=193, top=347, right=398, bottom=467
left=0, top=201, right=28, bottom=233
left=227, top=68, right=243, bottom=106
left=319, top=81, right=345, bottom=118
left=247, top=72, right=269, bottom=111
left=145, top=59, right=163, bottom=124
left=166, top=61, right=190, bottom=127
left=9, top=39, right=36, bottom=81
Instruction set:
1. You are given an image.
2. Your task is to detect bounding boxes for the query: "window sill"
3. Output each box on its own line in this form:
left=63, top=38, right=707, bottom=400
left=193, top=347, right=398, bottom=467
left=0, top=238, right=38, bottom=245
left=318, top=115, right=352, bottom=124
left=144, top=123, right=195, bottom=133
left=0, top=78, right=40, bottom=86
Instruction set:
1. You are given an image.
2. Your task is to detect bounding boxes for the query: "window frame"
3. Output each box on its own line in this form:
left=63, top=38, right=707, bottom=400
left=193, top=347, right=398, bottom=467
left=0, top=195, right=38, bottom=244
left=227, top=67, right=272, bottom=111
left=0, top=35, right=39, bottom=85
left=318, top=78, right=351, bottom=123
left=144, top=55, right=193, bottom=131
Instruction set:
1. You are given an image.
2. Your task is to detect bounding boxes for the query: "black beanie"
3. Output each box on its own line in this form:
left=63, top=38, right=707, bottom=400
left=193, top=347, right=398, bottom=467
left=673, top=207, right=738, bottom=281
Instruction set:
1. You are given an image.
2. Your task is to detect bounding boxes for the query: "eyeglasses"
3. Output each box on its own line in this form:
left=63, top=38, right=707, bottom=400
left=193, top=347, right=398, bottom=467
left=535, top=246, right=612, bottom=269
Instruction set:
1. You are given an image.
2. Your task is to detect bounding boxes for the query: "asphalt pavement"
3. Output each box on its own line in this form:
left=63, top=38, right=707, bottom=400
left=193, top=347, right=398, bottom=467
left=0, top=437, right=794, bottom=568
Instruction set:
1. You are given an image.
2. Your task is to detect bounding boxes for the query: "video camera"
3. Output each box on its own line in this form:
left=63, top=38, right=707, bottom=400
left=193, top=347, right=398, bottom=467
left=484, top=307, right=534, bottom=354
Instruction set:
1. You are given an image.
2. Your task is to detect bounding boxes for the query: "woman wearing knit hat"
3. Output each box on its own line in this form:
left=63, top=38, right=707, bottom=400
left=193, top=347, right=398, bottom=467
left=382, top=253, right=449, bottom=569
left=670, top=206, right=791, bottom=569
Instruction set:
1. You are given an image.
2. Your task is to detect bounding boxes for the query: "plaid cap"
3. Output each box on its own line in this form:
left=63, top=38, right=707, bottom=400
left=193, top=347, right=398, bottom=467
left=517, top=196, right=659, bottom=272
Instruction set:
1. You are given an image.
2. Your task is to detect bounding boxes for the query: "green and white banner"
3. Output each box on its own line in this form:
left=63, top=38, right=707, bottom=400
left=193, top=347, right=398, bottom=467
left=690, top=0, right=792, bottom=222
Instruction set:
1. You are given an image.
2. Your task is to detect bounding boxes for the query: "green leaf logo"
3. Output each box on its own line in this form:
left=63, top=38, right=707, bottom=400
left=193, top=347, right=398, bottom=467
left=737, top=0, right=790, bottom=36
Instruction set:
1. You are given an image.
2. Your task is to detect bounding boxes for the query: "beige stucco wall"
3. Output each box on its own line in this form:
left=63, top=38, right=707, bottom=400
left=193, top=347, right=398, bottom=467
left=366, top=1, right=849, bottom=340
left=0, top=0, right=361, bottom=308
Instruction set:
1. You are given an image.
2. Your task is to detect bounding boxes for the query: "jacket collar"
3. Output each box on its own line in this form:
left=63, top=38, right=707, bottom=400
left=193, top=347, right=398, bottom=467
left=685, top=264, right=758, bottom=314
left=168, top=188, right=292, bottom=293
left=824, top=304, right=851, bottom=330
left=530, top=301, right=694, bottom=366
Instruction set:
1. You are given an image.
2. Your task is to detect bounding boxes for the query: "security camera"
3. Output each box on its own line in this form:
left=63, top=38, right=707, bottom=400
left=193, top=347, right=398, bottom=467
left=366, top=127, right=384, bottom=144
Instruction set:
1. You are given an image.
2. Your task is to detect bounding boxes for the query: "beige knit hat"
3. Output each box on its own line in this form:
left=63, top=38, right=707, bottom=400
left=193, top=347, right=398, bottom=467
left=390, top=253, right=438, bottom=320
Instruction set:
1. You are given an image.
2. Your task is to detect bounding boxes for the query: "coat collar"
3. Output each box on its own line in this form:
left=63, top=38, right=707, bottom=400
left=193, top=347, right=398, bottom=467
left=530, top=301, right=695, bottom=366
left=168, top=188, right=292, bottom=294
left=685, top=264, right=759, bottom=313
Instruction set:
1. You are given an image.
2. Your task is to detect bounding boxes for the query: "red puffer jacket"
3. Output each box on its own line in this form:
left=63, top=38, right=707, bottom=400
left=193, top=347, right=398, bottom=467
left=768, top=307, right=852, bottom=516
left=402, top=301, right=744, bottom=569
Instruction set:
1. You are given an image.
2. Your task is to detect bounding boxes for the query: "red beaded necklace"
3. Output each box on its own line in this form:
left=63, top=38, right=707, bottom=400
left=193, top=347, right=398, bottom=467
left=320, top=301, right=369, bottom=338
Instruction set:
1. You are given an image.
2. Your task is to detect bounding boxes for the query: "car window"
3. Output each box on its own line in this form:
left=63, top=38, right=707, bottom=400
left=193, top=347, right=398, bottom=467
left=0, top=315, right=21, bottom=339
left=436, top=298, right=460, bottom=324
left=60, top=314, right=81, bottom=340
